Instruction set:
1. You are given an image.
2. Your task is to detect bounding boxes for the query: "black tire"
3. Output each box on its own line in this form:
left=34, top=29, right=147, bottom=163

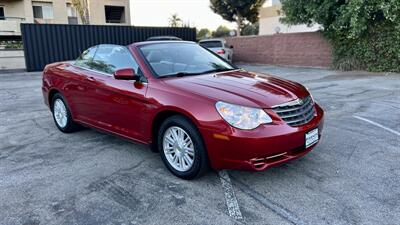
left=158, top=115, right=209, bottom=179
left=51, top=93, right=80, bottom=133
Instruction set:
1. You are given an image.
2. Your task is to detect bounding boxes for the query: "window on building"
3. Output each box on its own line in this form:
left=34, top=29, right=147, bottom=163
left=32, top=6, right=42, bottom=19
left=32, top=2, right=53, bottom=19
left=67, top=3, right=78, bottom=24
left=0, top=7, right=5, bottom=20
left=104, top=6, right=125, bottom=23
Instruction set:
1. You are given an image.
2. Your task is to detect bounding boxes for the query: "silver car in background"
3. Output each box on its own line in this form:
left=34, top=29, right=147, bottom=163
left=199, top=38, right=233, bottom=62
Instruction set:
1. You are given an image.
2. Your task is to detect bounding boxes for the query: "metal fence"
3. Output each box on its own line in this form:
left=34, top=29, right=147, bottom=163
left=21, top=23, right=196, bottom=71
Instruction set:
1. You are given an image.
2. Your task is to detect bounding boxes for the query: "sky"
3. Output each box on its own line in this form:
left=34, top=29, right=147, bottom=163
left=130, top=0, right=236, bottom=31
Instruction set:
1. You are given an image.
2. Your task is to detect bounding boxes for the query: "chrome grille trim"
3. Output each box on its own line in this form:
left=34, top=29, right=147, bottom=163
left=272, top=96, right=316, bottom=127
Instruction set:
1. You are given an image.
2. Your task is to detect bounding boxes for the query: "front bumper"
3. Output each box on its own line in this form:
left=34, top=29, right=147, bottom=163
left=199, top=103, right=324, bottom=171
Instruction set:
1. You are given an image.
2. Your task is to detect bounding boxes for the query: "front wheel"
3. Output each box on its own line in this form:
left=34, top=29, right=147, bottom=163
left=51, top=93, right=80, bottom=133
left=158, top=115, right=209, bottom=179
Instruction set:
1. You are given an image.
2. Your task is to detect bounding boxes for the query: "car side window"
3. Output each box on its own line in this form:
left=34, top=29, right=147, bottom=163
left=75, top=46, right=97, bottom=68
left=90, top=45, right=141, bottom=75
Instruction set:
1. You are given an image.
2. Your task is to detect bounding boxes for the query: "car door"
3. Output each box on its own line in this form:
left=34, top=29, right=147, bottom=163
left=66, top=46, right=99, bottom=120
left=81, top=44, right=149, bottom=141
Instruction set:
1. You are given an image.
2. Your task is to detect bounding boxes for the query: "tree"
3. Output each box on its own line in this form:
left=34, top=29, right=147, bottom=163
left=280, top=0, right=400, bottom=72
left=71, top=0, right=90, bottom=24
left=241, top=22, right=259, bottom=36
left=169, top=13, right=182, bottom=27
left=212, top=26, right=231, bottom=38
left=210, top=0, right=265, bottom=36
left=197, top=28, right=211, bottom=40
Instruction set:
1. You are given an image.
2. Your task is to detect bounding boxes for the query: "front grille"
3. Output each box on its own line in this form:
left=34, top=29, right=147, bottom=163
left=272, top=96, right=315, bottom=127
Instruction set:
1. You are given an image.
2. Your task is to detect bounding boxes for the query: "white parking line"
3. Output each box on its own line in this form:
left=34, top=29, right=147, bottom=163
left=218, top=170, right=243, bottom=221
left=354, top=116, right=400, bottom=136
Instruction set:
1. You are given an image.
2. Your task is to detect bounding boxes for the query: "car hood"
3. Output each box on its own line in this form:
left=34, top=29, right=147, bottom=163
left=162, top=69, right=310, bottom=108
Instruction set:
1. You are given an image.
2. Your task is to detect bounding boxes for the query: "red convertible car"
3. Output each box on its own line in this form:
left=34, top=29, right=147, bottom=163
left=42, top=41, right=324, bottom=179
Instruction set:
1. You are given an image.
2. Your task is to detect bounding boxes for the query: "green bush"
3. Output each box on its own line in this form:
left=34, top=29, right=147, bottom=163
left=281, top=0, right=400, bottom=72
left=332, top=23, right=400, bottom=72
left=2, top=41, right=23, bottom=50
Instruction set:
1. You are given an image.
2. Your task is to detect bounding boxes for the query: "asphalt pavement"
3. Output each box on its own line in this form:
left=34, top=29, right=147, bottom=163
left=0, top=65, right=399, bottom=225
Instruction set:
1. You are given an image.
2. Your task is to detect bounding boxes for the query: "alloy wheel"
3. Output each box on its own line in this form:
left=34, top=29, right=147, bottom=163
left=53, top=99, right=68, bottom=128
left=163, top=126, right=195, bottom=172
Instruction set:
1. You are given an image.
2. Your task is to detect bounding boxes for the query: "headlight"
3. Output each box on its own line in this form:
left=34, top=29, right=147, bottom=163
left=215, top=101, right=272, bottom=130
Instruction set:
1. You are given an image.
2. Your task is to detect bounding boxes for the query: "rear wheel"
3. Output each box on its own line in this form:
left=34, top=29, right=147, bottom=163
left=158, top=115, right=209, bottom=179
left=51, top=93, right=80, bottom=133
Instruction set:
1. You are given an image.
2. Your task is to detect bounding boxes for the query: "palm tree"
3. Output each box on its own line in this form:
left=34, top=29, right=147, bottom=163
left=71, top=0, right=90, bottom=24
left=169, top=13, right=182, bottom=27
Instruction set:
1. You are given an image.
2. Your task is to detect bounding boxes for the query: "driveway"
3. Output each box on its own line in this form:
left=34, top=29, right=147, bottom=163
left=0, top=65, right=399, bottom=225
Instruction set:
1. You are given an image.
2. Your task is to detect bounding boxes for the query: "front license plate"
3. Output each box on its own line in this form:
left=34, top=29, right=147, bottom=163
left=305, top=128, right=319, bottom=148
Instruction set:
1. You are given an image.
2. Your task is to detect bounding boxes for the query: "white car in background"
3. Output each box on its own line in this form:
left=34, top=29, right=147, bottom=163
left=199, top=38, right=233, bottom=62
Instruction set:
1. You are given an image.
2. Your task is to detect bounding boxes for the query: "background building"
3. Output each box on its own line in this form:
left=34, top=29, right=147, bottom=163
left=259, top=0, right=320, bottom=35
left=0, top=0, right=131, bottom=38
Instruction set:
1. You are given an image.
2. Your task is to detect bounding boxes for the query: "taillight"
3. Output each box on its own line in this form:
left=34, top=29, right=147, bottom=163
left=216, top=49, right=225, bottom=55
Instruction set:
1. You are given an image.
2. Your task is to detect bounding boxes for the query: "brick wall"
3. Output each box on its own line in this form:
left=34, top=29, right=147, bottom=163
left=226, top=32, right=332, bottom=68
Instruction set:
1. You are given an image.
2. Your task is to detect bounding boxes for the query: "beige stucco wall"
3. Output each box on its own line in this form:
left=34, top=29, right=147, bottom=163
left=0, top=0, right=32, bottom=21
left=0, top=19, right=22, bottom=35
left=0, top=0, right=131, bottom=36
left=259, top=4, right=320, bottom=35
left=259, top=16, right=320, bottom=35
left=31, top=0, right=69, bottom=24
left=0, top=0, right=28, bottom=35
left=23, top=0, right=34, bottom=23
left=88, top=0, right=130, bottom=25
left=0, top=50, right=25, bottom=69
left=259, top=4, right=281, bottom=18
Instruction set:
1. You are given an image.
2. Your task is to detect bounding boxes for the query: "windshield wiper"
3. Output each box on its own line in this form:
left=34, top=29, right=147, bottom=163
left=160, top=72, right=203, bottom=78
left=203, top=68, right=235, bottom=73
left=160, top=68, right=235, bottom=78
left=175, top=72, right=203, bottom=77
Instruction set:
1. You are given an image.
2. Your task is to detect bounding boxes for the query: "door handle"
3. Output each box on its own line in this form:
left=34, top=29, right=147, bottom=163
left=86, top=76, right=95, bottom=82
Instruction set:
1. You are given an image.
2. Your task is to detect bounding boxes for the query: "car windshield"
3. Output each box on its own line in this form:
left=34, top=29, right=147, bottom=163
left=139, top=42, right=235, bottom=77
left=199, top=41, right=223, bottom=48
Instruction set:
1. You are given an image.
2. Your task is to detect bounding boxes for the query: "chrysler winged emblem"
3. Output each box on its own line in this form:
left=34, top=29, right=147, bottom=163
left=288, top=98, right=303, bottom=106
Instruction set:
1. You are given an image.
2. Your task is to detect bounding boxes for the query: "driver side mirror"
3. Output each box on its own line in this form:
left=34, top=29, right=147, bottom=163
left=113, top=68, right=140, bottom=81
left=229, top=45, right=234, bottom=49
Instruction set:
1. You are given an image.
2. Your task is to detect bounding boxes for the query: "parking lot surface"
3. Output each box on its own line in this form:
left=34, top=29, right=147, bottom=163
left=1, top=65, right=399, bottom=225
